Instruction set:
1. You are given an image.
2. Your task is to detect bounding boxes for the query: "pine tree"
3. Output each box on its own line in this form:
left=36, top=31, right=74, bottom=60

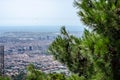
left=74, top=0, right=120, bottom=79
left=48, top=27, right=87, bottom=76
left=49, top=26, right=112, bottom=79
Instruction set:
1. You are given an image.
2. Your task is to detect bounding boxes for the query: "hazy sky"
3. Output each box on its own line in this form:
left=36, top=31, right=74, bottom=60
left=0, top=0, right=83, bottom=27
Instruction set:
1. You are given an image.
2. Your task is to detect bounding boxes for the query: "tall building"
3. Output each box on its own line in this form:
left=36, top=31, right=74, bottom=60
left=29, top=46, right=32, bottom=51
left=0, top=46, right=4, bottom=76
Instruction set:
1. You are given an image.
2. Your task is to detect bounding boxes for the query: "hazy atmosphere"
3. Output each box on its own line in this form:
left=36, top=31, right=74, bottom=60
left=0, top=0, right=84, bottom=32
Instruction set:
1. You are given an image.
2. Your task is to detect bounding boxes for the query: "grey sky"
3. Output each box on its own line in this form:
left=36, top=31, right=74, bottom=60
left=0, top=0, right=83, bottom=27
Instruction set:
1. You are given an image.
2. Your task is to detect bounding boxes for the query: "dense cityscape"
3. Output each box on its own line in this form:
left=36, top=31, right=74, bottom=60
left=0, top=32, right=82, bottom=77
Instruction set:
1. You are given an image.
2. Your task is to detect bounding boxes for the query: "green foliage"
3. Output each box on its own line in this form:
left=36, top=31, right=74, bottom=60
left=74, top=0, right=120, bottom=38
left=0, top=76, right=10, bottom=80
left=74, top=0, right=120, bottom=54
left=26, top=64, right=47, bottom=80
left=74, top=0, right=120, bottom=79
left=48, top=73, right=66, bottom=80
left=80, top=29, right=112, bottom=80
left=68, top=74, right=85, bottom=80
left=26, top=64, right=82, bottom=80
left=12, top=71, right=26, bottom=80
left=48, top=26, right=86, bottom=75
left=48, top=27, right=112, bottom=80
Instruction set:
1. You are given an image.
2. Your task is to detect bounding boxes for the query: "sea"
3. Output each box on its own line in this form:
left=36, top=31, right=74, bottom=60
left=0, top=26, right=85, bottom=32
